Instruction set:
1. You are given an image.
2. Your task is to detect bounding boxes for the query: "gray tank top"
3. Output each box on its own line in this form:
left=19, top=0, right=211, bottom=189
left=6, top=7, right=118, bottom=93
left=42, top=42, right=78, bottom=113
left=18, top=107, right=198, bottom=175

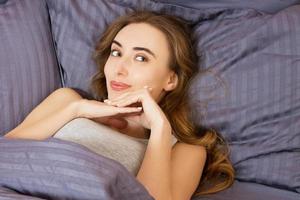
left=54, top=118, right=177, bottom=175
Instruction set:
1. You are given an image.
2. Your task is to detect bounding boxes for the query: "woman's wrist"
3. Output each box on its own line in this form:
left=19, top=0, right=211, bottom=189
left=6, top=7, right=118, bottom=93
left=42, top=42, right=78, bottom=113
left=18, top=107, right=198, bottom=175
left=151, top=114, right=171, bottom=129
left=151, top=119, right=172, bottom=134
left=149, top=120, right=173, bottom=147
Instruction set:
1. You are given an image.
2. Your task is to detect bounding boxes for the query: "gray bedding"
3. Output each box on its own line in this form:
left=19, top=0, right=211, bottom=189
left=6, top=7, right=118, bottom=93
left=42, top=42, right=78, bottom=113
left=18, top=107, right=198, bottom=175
left=192, top=181, right=300, bottom=200
left=189, top=5, right=300, bottom=194
left=0, top=187, right=46, bottom=200
left=0, top=137, right=153, bottom=200
left=0, top=0, right=61, bottom=135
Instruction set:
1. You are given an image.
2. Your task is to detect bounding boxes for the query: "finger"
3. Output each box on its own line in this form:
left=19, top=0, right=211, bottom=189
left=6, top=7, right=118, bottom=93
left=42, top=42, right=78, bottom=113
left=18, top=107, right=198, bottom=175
left=117, top=98, right=143, bottom=108
left=106, top=91, right=131, bottom=102
left=103, top=100, right=142, bottom=113
left=109, top=88, right=149, bottom=106
left=143, top=85, right=153, bottom=92
left=114, top=87, right=154, bottom=107
left=106, top=86, right=153, bottom=103
left=110, top=94, right=142, bottom=108
left=103, top=99, right=111, bottom=105
left=115, top=106, right=142, bottom=113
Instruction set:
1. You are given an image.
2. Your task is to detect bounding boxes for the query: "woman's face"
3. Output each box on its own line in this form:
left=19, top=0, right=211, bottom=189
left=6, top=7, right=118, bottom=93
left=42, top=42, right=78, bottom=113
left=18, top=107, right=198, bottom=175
left=104, top=22, right=177, bottom=101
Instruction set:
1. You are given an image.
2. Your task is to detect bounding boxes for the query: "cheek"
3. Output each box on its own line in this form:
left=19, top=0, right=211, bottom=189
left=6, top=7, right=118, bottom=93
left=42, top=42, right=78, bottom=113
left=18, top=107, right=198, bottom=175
left=131, top=70, right=156, bottom=86
left=103, top=66, right=108, bottom=78
left=136, top=72, right=166, bottom=100
left=146, top=69, right=168, bottom=87
left=103, top=61, right=112, bottom=79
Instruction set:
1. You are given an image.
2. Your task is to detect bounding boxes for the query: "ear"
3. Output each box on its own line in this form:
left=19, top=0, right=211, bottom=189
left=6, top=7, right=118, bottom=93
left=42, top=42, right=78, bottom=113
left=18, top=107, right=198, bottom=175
left=164, top=71, right=178, bottom=91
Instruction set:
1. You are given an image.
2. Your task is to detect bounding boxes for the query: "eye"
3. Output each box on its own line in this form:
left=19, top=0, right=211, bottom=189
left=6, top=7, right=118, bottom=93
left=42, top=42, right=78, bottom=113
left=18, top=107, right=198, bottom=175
left=110, top=49, right=121, bottom=57
left=135, top=55, right=148, bottom=62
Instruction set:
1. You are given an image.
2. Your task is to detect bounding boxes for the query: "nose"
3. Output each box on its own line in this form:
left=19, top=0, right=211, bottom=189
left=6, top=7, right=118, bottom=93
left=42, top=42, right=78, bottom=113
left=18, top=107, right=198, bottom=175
left=115, top=57, right=130, bottom=76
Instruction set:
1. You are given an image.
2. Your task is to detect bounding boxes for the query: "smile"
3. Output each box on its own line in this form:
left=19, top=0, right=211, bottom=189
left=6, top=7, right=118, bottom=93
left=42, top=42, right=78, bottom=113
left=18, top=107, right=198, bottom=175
left=110, top=81, right=131, bottom=91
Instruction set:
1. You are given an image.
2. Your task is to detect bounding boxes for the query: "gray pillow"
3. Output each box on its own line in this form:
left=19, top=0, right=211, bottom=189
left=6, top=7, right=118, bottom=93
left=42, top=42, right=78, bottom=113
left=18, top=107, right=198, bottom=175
left=189, top=5, right=300, bottom=192
left=0, top=137, right=154, bottom=200
left=0, top=0, right=61, bottom=135
left=0, top=187, right=46, bottom=200
left=192, top=180, right=300, bottom=200
left=0, top=0, right=8, bottom=5
left=156, top=0, right=300, bottom=14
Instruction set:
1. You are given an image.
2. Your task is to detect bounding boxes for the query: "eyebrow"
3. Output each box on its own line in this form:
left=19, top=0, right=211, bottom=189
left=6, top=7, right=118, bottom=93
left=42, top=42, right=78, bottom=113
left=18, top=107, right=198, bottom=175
left=112, top=40, right=157, bottom=58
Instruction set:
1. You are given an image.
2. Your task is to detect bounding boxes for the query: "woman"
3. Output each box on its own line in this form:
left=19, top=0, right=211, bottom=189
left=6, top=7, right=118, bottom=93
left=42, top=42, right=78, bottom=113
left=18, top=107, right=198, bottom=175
left=5, top=11, right=234, bottom=200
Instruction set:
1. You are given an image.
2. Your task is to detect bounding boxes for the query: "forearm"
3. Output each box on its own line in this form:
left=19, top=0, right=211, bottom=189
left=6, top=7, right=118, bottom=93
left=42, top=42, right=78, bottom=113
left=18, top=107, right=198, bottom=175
left=137, top=122, right=173, bottom=200
left=5, top=102, right=78, bottom=140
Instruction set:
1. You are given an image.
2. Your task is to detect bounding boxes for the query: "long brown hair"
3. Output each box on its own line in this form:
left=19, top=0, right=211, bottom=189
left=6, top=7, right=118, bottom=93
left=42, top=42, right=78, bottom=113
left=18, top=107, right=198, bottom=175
left=91, top=11, right=234, bottom=196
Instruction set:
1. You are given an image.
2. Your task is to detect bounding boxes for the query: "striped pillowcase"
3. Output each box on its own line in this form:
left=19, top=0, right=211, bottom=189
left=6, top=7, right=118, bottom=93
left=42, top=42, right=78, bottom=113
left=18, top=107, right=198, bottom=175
left=0, top=137, right=153, bottom=199
left=0, top=0, right=61, bottom=135
left=189, top=5, right=300, bottom=193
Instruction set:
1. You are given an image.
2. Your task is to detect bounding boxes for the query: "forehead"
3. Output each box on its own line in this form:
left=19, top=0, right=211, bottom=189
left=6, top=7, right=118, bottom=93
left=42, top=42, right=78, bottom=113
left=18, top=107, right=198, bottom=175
left=113, top=23, right=170, bottom=58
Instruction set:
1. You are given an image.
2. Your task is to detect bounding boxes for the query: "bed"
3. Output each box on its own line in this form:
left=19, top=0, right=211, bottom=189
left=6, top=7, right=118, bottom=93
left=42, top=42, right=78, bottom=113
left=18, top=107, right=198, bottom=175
left=0, top=0, right=299, bottom=199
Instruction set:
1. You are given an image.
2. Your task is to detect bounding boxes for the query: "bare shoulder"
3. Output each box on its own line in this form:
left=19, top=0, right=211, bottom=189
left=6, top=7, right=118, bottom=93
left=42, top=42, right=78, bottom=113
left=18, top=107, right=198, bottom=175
left=171, top=142, right=206, bottom=200
left=173, top=142, right=206, bottom=156
left=171, top=142, right=207, bottom=171
left=19, top=88, right=83, bottom=126
left=39, top=87, right=84, bottom=112
left=50, top=87, right=83, bottom=100
left=172, top=142, right=207, bottom=171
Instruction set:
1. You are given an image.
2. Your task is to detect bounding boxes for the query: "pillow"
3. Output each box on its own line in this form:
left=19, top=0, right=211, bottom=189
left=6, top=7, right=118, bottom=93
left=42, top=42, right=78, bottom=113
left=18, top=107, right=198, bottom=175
left=156, top=0, right=300, bottom=14
left=0, top=187, right=45, bottom=200
left=0, top=0, right=8, bottom=5
left=192, top=180, right=300, bottom=200
left=0, top=137, right=154, bottom=200
left=0, top=0, right=61, bottom=135
left=189, top=5, right=300, bottom=193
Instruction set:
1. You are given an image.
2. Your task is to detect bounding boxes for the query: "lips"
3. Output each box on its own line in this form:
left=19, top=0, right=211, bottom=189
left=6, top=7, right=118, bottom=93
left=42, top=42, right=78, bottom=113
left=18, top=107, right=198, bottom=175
left=110, top=81, right=131, bottom=91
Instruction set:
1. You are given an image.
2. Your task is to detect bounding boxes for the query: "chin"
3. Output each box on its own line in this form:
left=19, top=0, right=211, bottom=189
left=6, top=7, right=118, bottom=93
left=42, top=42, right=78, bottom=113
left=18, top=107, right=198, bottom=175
left=107, top=91, right=122, bottom=100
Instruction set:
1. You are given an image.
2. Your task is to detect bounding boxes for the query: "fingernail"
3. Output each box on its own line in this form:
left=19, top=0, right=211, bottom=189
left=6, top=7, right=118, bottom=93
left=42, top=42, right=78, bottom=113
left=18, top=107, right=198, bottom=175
left=104, top=99, right=111, bottom=104
left=143, top=85, right=152, bottom=91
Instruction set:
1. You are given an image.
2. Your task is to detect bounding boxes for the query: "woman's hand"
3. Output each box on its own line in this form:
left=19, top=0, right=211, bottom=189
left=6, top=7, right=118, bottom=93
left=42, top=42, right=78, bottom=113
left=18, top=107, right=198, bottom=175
left=103, top=86, right=170, bottom=130
left=75, top=98, right=142, bottom=122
